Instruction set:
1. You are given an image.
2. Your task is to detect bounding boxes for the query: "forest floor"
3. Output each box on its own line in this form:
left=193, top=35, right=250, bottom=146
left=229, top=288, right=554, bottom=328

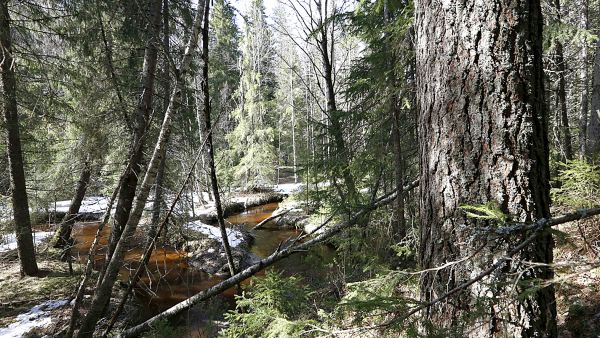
left=555, top=217, right=600, bottom=338
left=0, top=188, right=295, bottom=337
left=0, top=247, right=79, bottom=337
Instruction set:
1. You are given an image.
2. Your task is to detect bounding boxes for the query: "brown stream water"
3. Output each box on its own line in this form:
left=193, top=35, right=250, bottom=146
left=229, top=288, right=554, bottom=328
left=70, top=202, right=316, bottom=336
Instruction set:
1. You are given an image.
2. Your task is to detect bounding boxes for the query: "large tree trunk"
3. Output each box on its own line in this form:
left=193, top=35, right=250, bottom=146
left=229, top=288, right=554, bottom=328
left=0, top=0, right=38, bottom=276
left=587, top=37, right=600, bottom=155
left=415, top=1, right=557, bottom=336
left=51, top=160, right=92, bottom=248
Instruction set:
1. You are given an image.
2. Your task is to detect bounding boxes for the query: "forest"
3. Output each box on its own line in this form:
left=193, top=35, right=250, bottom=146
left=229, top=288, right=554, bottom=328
left=0, top=0, right=599, bottom=337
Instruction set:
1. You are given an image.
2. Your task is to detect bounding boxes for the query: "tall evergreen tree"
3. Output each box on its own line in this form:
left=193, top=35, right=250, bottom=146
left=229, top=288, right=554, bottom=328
left=227, top=0, right=277, bottom=188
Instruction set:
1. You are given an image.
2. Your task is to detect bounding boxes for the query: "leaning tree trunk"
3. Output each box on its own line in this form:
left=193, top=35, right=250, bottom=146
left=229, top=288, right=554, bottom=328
left=587, top=37, right=600, bottom=155
left=51, top=160, right=92, bottom=248
left=75, top=2, right=205, bottom=336
left=415, top=0, right=557, bottom=336
left=0, top=0, right=38, bottom=276
left=102, top=0, right=163, bottom=272
left=148, top=0, right=172, bottom=243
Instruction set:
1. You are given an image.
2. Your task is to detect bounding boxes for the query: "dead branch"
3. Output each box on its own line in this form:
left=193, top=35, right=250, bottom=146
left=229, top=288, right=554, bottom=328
left=116, top=179, right=420, bottom=338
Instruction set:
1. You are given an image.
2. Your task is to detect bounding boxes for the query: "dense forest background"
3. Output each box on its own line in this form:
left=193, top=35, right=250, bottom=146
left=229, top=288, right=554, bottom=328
left=0, top=0, right=599, bottom=337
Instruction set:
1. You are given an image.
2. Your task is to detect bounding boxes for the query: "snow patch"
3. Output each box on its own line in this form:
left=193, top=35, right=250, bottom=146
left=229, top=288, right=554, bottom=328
left=274, top=183, right=304, bottom=194
left=0, top=299, right=69, bottom=337
left=50, top=196, right=110, bottom=214
left=0, top=232, right=53, bottom=253
left=184, top=221, right=245, bottom=248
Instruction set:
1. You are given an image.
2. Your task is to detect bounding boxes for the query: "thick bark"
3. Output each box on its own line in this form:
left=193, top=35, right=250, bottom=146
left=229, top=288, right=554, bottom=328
left=200, top=0, right=237, bottom=277
left=0, top=0, right=38, bottom=276
left=587, top=37, right=600, bottom=155
left=415, top=1, right=556, bottom=336
left=75, top=2, right=205, bottom=336
left=51, top=161, right=92, bottom=248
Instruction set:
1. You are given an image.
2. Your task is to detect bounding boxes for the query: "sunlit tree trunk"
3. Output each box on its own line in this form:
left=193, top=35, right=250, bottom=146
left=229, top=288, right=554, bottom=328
left=416, top=0, right=557, bottom=335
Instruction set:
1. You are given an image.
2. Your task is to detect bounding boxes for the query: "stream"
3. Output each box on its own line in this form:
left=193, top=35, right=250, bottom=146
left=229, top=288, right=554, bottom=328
left=70, top=202, right=332, bottom=336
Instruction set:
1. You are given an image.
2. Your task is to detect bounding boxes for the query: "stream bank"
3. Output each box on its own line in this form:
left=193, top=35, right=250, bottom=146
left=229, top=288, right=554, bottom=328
left=0, top=190, right=331, bottom=337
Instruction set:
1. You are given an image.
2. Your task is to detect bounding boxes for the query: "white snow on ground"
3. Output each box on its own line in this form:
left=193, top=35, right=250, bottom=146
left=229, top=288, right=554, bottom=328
left=0, top=232, right=53, bottom=253
left=51, top=196, right=110, bottom=214
left=185, top=221, right=245, bottom=247
left=274, top=183, right=304, bottom=194
left=0, top=299, right=69, bottom=338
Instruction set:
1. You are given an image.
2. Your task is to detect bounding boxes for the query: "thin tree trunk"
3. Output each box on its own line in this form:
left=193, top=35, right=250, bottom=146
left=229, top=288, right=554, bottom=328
left=391, top=95, right=406, bottom=240
left=587, top=36, right=600, bottom=155
left=415, top=0, right=557, bottom=335
left=290, top=67, right=298, bottom=183
left=552, top=0, right=574, bottom=161
left=0, top=0, right=38, bottom=276
left=316, top=0, right=357, bottom=204
left=200, top=0, right=237, bottom=278
left=580, top=0, right=590, bottom=158
left=51, top=160, right=92, bottom=248
left=385, top=0, right=406, bottom=240
left=149, top=0, right=171, bottom=242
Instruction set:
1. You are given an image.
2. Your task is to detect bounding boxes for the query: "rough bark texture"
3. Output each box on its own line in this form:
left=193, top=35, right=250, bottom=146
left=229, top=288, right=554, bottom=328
left=415, top=0, right=557, bottom=336
left=51, top=161, right=92, bottom=248
left=587, top=36, right=600, bottom=155
left=0, top=0, right=38, bottom=276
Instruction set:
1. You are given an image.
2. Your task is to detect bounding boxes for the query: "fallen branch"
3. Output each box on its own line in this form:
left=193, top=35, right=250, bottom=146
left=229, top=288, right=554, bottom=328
left=252, top=209, right=291, bottom=230
left=116, top=179, right=419, bottom=337
left=378, top=204, right=600, bottom=329
left=102, top=93, right=223, bottom=337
